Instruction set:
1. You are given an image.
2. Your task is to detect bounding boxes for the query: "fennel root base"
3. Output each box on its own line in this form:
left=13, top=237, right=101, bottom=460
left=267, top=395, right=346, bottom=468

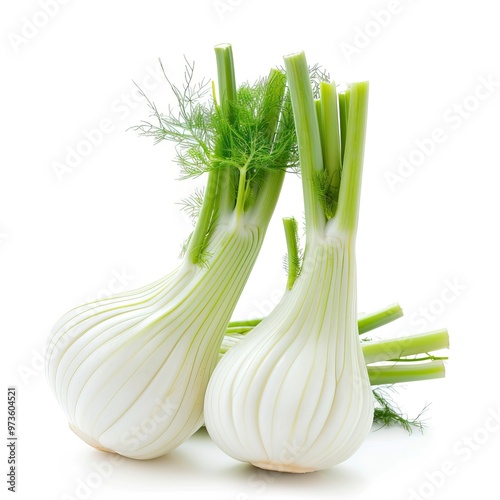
left=251, top=461, right=314, bottom=474
left=69, top=423, right=116, bottom=454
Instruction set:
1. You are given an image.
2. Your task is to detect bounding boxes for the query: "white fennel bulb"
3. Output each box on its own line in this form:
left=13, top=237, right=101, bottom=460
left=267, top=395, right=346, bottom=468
left=45, top=45, right=296, bottom=459
left=204, top=51, right=373, bottom=472
left=46, top=225, right=261, bottom=459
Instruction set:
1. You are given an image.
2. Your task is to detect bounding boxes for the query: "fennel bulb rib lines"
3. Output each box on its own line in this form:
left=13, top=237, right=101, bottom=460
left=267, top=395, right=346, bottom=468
left=205, top=239, right=373, bottom=472
left=47, top=225, right=262, bottom=459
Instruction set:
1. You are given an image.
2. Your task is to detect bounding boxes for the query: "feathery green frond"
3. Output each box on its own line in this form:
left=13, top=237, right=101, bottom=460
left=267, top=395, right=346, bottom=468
left=178, top=187, right=205, bottom=225
left=373, top=387, right=427, bottom=433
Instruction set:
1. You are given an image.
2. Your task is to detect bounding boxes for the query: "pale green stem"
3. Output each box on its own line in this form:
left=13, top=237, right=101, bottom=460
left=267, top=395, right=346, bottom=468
left=329, top=82, right=369, bottom=237
left=362, top=329, right=450, bottom=364
left=261, top=69, right=288, bottom=141
left=284, top=52, right=326, bottom=240
left=338, top=89, right=350, bottom=163
left=186, top=168, right=219, bottom=264
left=247, top=70, right=288, bottom=224
left=215, top=44, right=237, bottom=111
left=315, top=99, right=322, bottom=135
left=319, top=81, right=342, bottom=208
left=248, top=169, right=285, bottom=226
left=368, top=360, right=446, bottom=386
left=283, top=217, right=300, bottom=290
left=214, top=44, right=238, bottom=215
left=186, top=44, right=238, bottom=264
left=358, top=303, right=403, bottom=334
left=234, top=165, right=248, bottom=218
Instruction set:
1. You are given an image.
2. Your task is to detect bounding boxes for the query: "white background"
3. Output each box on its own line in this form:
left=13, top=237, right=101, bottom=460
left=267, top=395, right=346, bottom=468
left=2, top=1, right=499, bottom=499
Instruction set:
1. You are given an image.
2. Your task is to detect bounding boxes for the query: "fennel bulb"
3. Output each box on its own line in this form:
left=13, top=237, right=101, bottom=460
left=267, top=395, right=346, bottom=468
left=204, top=51, right=375, bottom=472
left=45, top=44, right=296, bottom=459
